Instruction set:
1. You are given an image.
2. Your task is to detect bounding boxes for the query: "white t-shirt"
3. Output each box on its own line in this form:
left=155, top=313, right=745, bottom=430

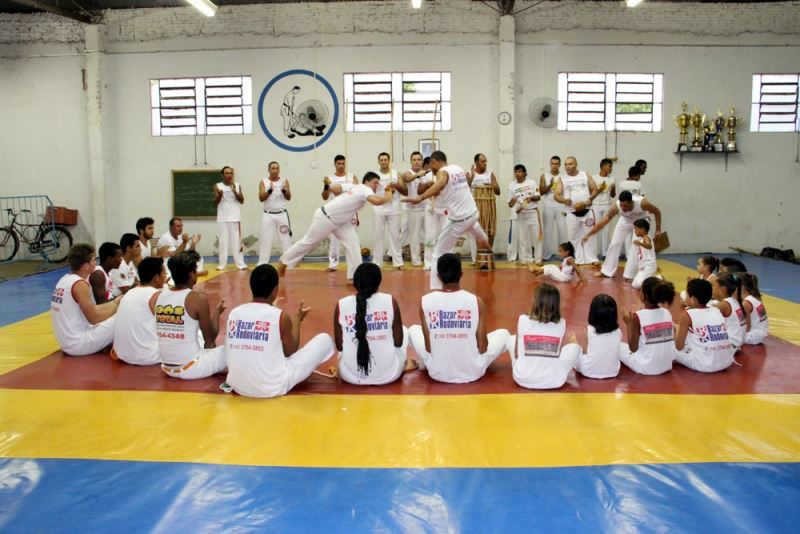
left=50, top=273, right=93, bottom=354
left=93, top=265, right=115, bottom=302
left=561, top=171, right=590, bottom=213
left=216, top=182, right=242, bottom=222
left=617, top=198, right=648, bottom=223
left=110, top=259, right=135, bottom=298
left=338, top=293, right=401, bottom=384
left=594, top=175, right=614, bottom=206
left=323, top=184, right=374, bottom=226
left=631, top=307, right=676, bottom=374
left=541, top=173, right=561, bottom=208
left=374, top=169, right=401, bottom=216
left=508, top=179, right=540, bottom=219
left=157, top=231, right=182, bottom=253
left=139, top=238, right=151, bottom=259
left=470, top=169, right=492, bottom=190
left=744, top=295, right=769, bottom=339
left=225, top=302, right=288, bottom=398
left=403, top=169, right=426, bottom=212
left=421, top=289, right=483, bottom=383
left=113, top=286, right=159, bottom=365
left=154, top=288, right=201, bottom=366
left=420, top=171, right=445, bottom=215
left=618, top=179, right=645, bottom=197
left=636, top=237, right=657, bottom=270
left=326, top=173, right=355, bottom=203
left=577, top=326, right=622, bottom=379
left=511, top=316, right=567, bottom=386
left=439, top=164, right=477, bottom=220
left=721, top=296, right=746, bottom=348
left=683, top=307, right=735, bottom=371
left=262, top=177, right=289, bottom=212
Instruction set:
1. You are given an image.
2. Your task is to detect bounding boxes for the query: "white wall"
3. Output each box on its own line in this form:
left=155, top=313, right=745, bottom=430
left=1, top=0, right=799, bottom=255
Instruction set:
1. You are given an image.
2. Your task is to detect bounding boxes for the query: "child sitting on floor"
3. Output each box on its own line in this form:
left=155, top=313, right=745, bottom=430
left=574, top=293, right=622, bottom=379
left=741, top=272, right=769, bottom=346
left=675, top=279, right=735, bottom=373
left=528, top=242, right=585, bottom=284
left=713, top=272, right=746, bottom=351
left=619, top=277, right=677, bottom=375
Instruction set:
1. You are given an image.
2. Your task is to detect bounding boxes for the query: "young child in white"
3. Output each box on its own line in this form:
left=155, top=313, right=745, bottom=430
left=713, top=272, right=746, bottom=350
left=508, top=283, right=581, bottom=389
left=575, top=294, right=622, bottom=379
left=335, top=263, right=413, bottom=385
left=619, top=277, right=677, bottom=375
left=681, top=255, right=719, bottom=306
left=631, top=218, right=658, bottom=289
left=741, top=273, right=769, bottom=345
left=528, top=242, right=586, bottom=284
left=675, top=279, right=735, bottom=372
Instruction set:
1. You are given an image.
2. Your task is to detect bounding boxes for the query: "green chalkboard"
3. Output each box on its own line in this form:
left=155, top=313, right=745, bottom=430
left=172, top=169, right=220, bottom=218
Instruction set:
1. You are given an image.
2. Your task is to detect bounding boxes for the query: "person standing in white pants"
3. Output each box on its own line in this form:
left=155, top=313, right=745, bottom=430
left=258, top=162, right=294, bottom=266
left=399, top=151, right=427, bottom=267
left=402, top=151, right=491, bottom=290
left=553, top=156, right=600, bottom=265
left=583, top=191, right=663, bottom=281
left=418, top=161, right=448, bottom=271
left=225, top=264, right=335, bottom=398
left=277, top=173, right=393, bottom=282
left=409, top=253, right=510, bottom=383
left=592, top=158, right=616, bottom=258
left=539, top=156, right=566, bottom=260
left=465, top=153, right=501, bottom=263
left=322, top=155, right=359, bottom=272
left=214, top=166, right=247, bottom=270
left=507, top=164, right=543, bottom=265
left=373, top=152, right=407, bottom=269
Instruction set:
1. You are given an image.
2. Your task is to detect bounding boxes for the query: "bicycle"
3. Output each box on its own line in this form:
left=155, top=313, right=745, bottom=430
left=0, top=208, right=74, bottom=263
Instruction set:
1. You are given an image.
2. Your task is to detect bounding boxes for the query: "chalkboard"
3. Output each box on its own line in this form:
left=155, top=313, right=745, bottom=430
left=172, top=169, right=220, bottom=218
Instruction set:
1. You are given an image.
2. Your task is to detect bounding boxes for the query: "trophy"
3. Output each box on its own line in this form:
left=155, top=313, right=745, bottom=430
left=674, top=102, right=691, bottom=152
left=703, top=124, right=713, bottom=152
left=726, top=107, right=742, bottom=152
left=713, top=110, right=726, bottom=152
left=689, top=107, right=705, bottom=152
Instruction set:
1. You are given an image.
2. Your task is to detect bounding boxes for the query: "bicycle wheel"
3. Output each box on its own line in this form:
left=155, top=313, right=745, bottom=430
left=43, top=226, right=73, bottom=263
left=0, top=227, right=20, bottom=262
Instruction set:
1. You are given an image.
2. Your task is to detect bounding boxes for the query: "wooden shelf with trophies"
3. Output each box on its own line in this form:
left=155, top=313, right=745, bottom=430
left=674, top=103, right=741, bottom=172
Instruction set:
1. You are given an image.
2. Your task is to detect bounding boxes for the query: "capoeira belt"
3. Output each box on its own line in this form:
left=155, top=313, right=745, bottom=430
left=161, top=358, right=198, bottom=375
left=320, top=206, right=332, bottom=220
left=572, top=209, right=590, bottom=217
left=264, top=208, right=293, bottom=237
left=448, top=211, right=478, bottom=224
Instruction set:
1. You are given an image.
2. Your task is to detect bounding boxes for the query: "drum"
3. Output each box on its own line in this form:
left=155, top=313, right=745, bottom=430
left=473, top=185, right=496, bottom=239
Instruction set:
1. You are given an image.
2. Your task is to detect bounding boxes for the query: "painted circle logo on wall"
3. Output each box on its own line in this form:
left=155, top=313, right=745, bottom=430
left=258, top=69, right=339, bottom=153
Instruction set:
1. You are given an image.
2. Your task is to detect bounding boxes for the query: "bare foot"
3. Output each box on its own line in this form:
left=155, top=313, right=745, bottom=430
left=325, top=267, right=336, bottom=272
left=594, top=272, right=610, bottom=278
left=276, top=262, right=287, bottom=276
left=403, top=359, right=418, bottom=372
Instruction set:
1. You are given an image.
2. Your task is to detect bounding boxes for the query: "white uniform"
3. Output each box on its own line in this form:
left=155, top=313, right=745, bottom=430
left=507, top=179, right=543, bottom=264
left=575, top=326, right=622, bottom=379
left=92, top=265, right=115, bottom=302
left=561, top=171, right=598, bottom=265
left=509, top=316, right=580, bottom=389
left=429, top=164, right=488, bottom=290
left=674, top=307, right=735, bottom=372
left=326, top=173, right=357, bottom=269
left=112, top=286, right=159, bottom=365
left=258, top=177, right=293, bottom=266
left=139, top=238, right=151, bottom=259
left=619, top=307, right=676, bottom=375
left=225, top=302, right=334, bottom=397
left=337, top=293, right=408, bottom=385
left=216, top=181, right=246, bottom=270
left=109, top=259, right=135, bottom=298
left=158, top=232, right=205, bottom=273
left=744, top=295, right=769, bottom=345
left=593, top=174, right=615, bottom=257
left=632, top=236, right=658, bottom=289
left=599, top=198, right=649, bottom=279
left=618, top=180, right=646, bottom=255
left=541, top=172, right=566, bottom=260
left=410, top=289, right=509, bottom=383
left=373, top=169, right=403, bottom=268
left=720, top=296, right=746, bottom=349
left=467, top=170, right=493, bottom=262
left=542, top=256, right=576, bottom=283
left=402, top=170, right=426, bottom=266
left=280, top=184, right=371, bottom=280
left=421, top=171, right=447, bottom=270
left=154, top=288, right=227, bottom=379
left=50, top=273, right=115, bottom=356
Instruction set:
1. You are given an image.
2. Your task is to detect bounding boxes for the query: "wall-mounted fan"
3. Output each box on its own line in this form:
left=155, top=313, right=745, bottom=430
left=293, top=99, right=329, bottom=136
left=529, top=97, right=557, bottom=129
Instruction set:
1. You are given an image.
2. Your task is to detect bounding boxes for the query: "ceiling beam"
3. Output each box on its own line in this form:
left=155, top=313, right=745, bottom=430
left=8, top=0, right=95, bottom=23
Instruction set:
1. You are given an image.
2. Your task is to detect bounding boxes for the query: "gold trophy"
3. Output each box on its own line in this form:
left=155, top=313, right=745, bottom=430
left=674, top=102, right=691, bottom=152
left=689, top=107, right=705, bottom=152
left=725, top=107, right=742, bottom=152
left=713, top=110, right=726, bottom=152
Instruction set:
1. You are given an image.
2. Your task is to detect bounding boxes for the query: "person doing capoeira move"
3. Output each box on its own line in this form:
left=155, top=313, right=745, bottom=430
left=322, top=155, right=359, bottom=272
left=277, top=172, right=394, bottom=282
left=403, top=150, right=491, bottom=290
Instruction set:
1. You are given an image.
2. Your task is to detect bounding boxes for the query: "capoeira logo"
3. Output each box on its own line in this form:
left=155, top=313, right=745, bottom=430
left=642, top=322, right=674, bottom=345
left=258, top=69, right=339, bottom=153
left=522, top=334, right=560, bottom=358
left=279, top=224, right=290, bottom=235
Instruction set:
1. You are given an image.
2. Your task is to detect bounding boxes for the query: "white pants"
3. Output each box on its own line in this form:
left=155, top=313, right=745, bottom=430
left=744, top=330, right=767, bottom=345
left=542, top=203, right=567, bottom=259
left=409, top=325, right=510, bottom=383
left=674, top=347, right=733, bottom=373
left=430, top=212, right=488, bottom=290
left=593, top=204, right=612, bottom=257
left=373, top=212, right=403, bottom=268
left=328, top=216, right=358, bottom=269
left=632, top=261, right=659, bottom=289
left=601, top=218, right=639, bottom=279
left=517, top=211, right=543, bottom=264
left=258, top=210, right=293, bottom=265
left=162, top=345, right=227, bottom=380
left=404, top=210, right=425, bottom=265
left=339, top=326, right=409, bottom=386
left=281, top=208, right=363, bottom=280
left=566, top=210, right=599, bottom=264
left=61, top=316, right=116, bottom=356
left=217, top=221, right=246, bottom=269
left=543, top=264, right=573, bottom=283
left=508, top=337, right=581, bottom=389
left=619, top=342, right=672, bottom=375
left=424, top=210, right=447, bottom=270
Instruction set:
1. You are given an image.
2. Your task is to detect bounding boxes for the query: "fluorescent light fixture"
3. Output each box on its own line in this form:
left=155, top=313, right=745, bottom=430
left=186, top=0, right=218, bottom=17
left=411, top=0, right=423, bottom=8
left=626, top=0, right=644, bottom=6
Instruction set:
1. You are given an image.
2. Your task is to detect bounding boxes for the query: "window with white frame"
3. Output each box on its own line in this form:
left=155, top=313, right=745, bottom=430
left=751, top=74, right=799, bottom=132
left=343, top=72, right=451, bottom=132
left=150, top=76, right=253, bottom=136
left=557, top=72, right=663, bottom=132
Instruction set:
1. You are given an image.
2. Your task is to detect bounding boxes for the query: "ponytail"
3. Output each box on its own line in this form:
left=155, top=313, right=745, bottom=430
left=741, top=272, right=761, bottom=299
left=352, top=263, right=382, bottom=376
